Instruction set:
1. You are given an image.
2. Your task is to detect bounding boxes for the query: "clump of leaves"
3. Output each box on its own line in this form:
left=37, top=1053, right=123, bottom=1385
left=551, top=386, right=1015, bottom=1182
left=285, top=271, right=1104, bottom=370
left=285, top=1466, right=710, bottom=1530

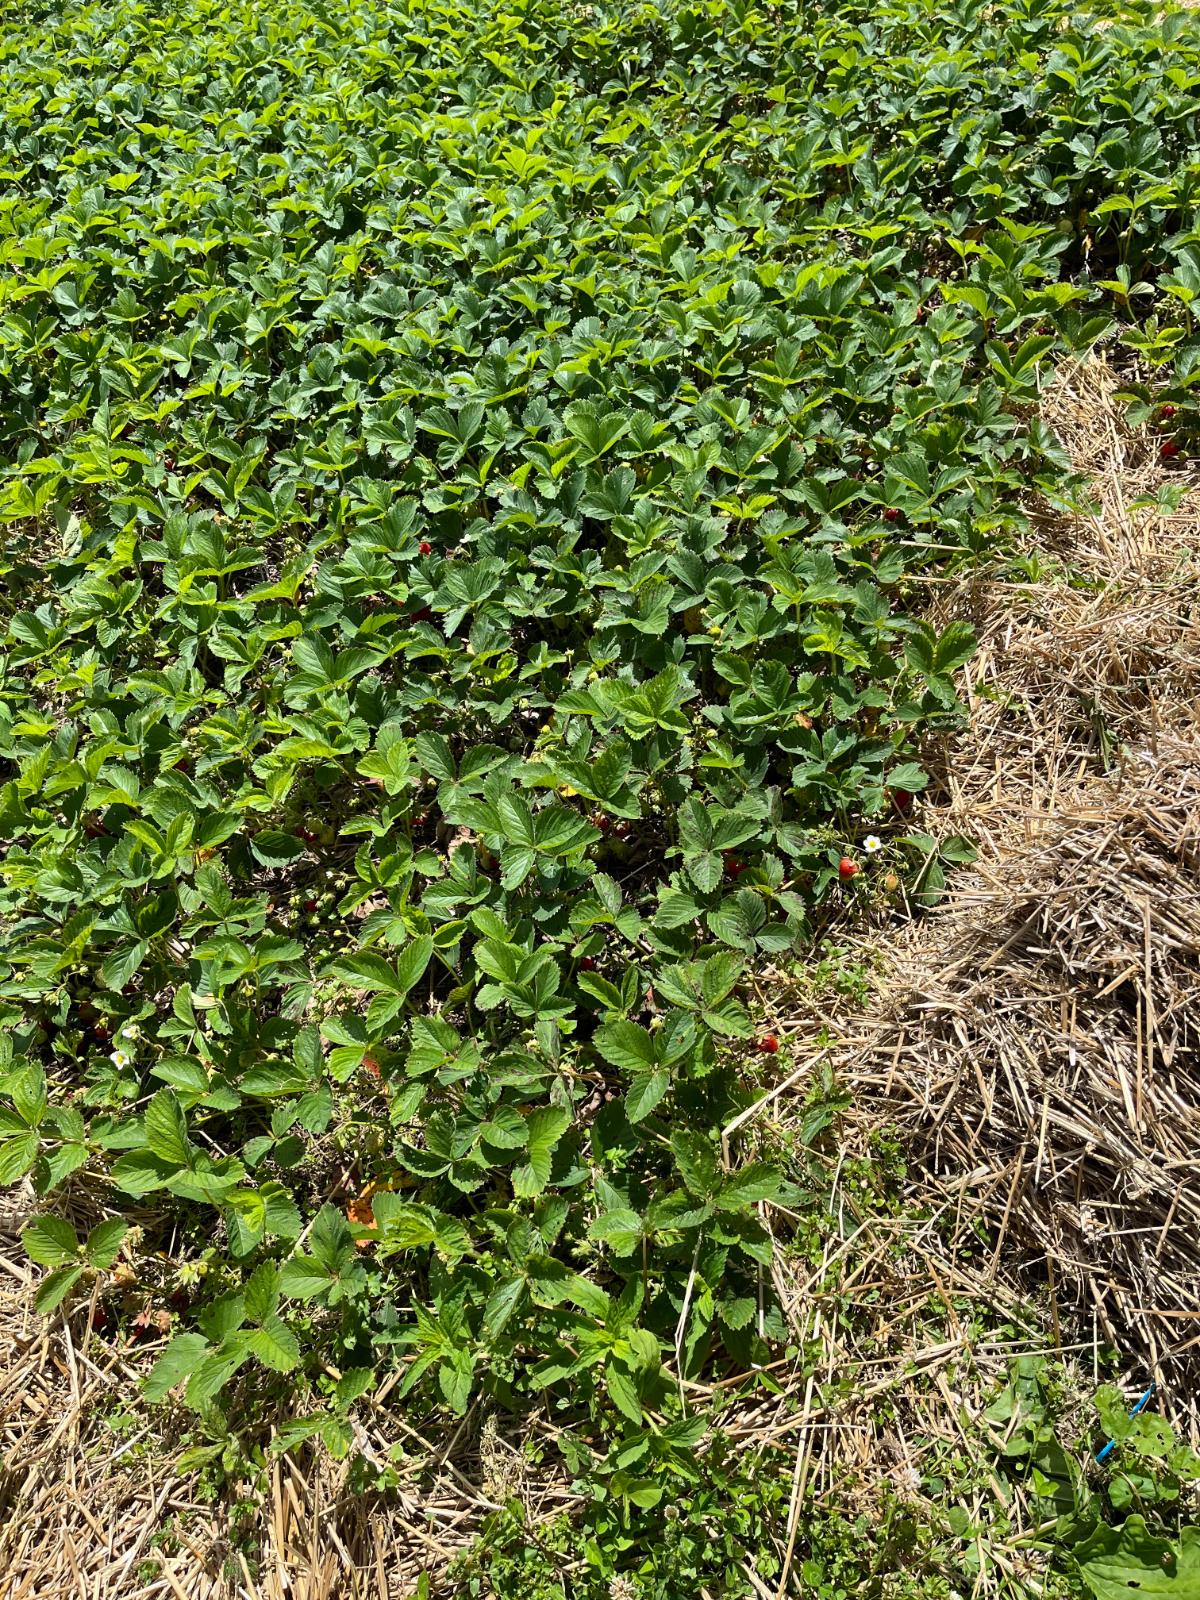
left=982, top=1359, right=1200, bottom=1597
left=453, top=1423, right=795, bottom=1600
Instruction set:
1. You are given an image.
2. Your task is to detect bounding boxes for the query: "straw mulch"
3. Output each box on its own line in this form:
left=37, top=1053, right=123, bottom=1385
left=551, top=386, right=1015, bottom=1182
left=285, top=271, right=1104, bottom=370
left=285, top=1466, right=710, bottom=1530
left=853, top=737, right=1200, bottom=1383
left=0, top=1180, right=553, bottom=1598
left=0, top=1216, right=551, bottom=1600
left=748, top=357, right=1200, bottom=1563
left=825, top=355, right=1200, bottom=1424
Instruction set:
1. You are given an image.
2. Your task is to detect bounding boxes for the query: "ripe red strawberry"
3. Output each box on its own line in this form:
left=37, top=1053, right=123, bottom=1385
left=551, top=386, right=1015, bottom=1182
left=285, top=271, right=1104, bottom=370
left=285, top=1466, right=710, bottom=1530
left=298, top=827, right=318, bottom=844
left=362, top=1055, right=381, bottom=1079
left=838, top=857, right=860, bottom=880
left=590, top=811, right=611, bottom=833
left=758, top=1034, right=779, bottom=1054
left=1161, top=405, right=1176, bottom=419
left=411, top=813, right=428, bottom=829
left=303, top=898, right=318, bottom=913
left=174, top=757, right=191, bottom=773
left=1161, top=441, right=1180, bottom=460
left=883, top=507, right=901, bottom=523
left=893, top=789, right=913, bottom=813
left=580, top=955, right=597, bottom=972
left=613, top=820, right=632, bottom=839
left=411, top=606, right=432, bottom=623
left=725, top=856, right=746, bottom=878
left=419, top=540, right=432, bottom=555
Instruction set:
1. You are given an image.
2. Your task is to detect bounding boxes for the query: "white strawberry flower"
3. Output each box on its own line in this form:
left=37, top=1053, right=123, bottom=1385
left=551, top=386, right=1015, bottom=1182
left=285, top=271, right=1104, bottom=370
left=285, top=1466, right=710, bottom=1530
left=864, top=834, right=883, bottom=854
left=110, top=1046, right=133, bottom=1069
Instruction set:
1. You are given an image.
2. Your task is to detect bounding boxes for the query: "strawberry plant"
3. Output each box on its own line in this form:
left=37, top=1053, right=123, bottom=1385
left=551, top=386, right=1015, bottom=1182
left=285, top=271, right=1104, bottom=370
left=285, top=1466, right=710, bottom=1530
left=2, top=0, right=1200, bottom=1522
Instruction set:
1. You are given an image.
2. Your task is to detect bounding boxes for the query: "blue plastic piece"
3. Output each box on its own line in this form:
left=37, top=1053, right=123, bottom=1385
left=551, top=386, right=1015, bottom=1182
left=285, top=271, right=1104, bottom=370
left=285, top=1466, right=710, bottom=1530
left=1095, top=1382, right=1156, bottom=1464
